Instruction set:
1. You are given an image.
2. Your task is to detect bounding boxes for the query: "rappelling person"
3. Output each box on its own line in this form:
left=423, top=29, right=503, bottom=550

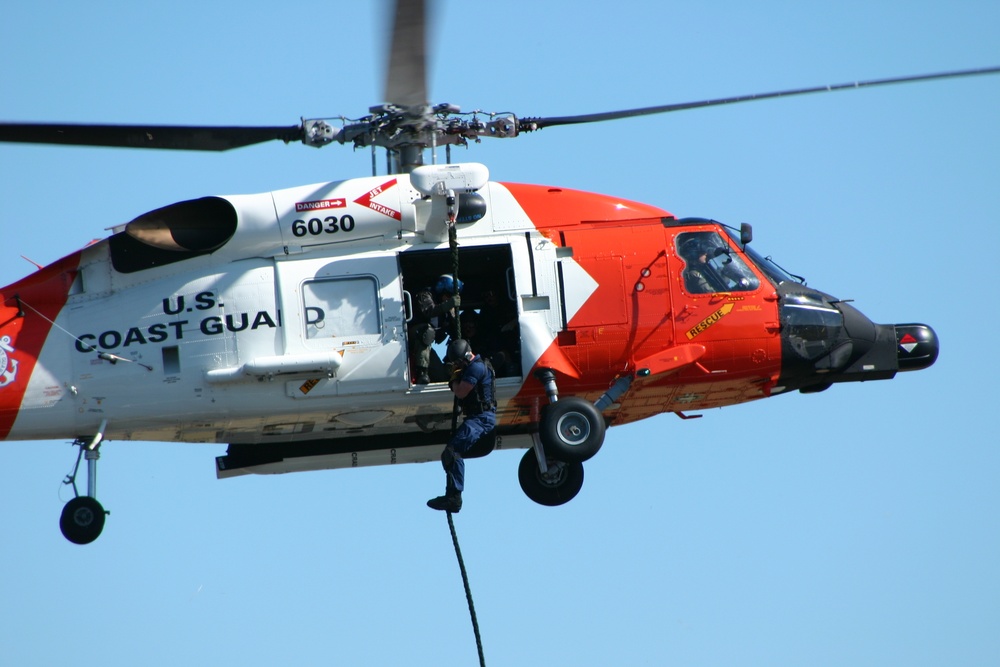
left=427, top=338, right=497, bottom=513
left=408, top=274, right=462, bottom=384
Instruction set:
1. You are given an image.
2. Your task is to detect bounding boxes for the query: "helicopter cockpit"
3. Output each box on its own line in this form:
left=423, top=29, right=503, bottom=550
left=676, top=230, right=761, bottom=294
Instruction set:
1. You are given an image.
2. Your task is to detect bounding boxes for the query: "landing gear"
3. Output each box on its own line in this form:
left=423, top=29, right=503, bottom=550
left=518, top=448, right=584, bottom=506
left=533, top=368, right=607, bottom=464
left=60, top=495, right=106, bottom=545
left=517, top=369, right=607, bottom=506
left=539, top=397, right=605, bottom=463
left=60, top=422, right=109, bottom=545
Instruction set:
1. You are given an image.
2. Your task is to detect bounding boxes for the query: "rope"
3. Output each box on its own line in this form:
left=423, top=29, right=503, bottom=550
left=448, top=217, right=461, bottom=434
left=444, top=202, right=486, bottom=666
left=449, top=220, right=460, bottom=339
left=447, top=511, right=486, bottom=667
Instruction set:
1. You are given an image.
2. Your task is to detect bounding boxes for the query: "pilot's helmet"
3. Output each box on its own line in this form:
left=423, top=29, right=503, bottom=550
left=681, top=236, right=716, bottom=261
left=435, top=274, right=463, bottom=296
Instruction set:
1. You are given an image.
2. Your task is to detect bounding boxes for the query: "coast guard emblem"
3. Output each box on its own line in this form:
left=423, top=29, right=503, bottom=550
left=0, top=336, right=18, bottom=388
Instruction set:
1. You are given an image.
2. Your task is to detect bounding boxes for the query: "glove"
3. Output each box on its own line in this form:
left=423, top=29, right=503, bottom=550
left=450, top=365, right=464, bottom=382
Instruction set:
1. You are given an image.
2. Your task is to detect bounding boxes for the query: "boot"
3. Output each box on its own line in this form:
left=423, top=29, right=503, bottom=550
left=427, top=489, right=462, bottom=513
left=414, top=366, right=430, bottom=385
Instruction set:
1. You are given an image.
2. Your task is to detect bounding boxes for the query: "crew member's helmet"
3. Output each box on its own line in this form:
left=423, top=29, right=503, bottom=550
left=448, top=338, right=474, bottom=364
left=434, top=274, right=463, bottom=296
left=681, top=236, right=718, bottom=261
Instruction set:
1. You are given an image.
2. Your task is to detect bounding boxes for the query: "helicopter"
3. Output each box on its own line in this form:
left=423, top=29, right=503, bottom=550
left=0, top=0, right=994, bottom=546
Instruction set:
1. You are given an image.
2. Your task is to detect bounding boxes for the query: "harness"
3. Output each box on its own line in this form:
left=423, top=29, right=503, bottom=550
left=461, top=356, right=497, bottom=417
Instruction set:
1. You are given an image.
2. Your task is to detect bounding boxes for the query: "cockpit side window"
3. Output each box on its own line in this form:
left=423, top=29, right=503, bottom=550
left=676, top=231, right=761, bottom=294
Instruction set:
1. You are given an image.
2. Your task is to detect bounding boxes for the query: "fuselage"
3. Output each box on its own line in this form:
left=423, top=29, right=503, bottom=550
left=0, top=164, right=937, bottom=475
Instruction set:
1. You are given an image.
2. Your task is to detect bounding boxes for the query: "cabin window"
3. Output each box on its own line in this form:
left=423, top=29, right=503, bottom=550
left=162, top=345, right=181, bottom=375
left=302, top=277, right=380, bottom=341
left=676, top=231, right=760, bottom=294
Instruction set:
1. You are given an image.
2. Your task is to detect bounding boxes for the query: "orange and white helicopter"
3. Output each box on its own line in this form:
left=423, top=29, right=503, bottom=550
left=1, top=0, right=994, bottom=544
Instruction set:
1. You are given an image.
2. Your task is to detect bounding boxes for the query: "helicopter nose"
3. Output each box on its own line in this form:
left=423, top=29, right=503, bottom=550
left=894, top=323, right=939, bottom=371
left=776, top=287, right=938, bottom=393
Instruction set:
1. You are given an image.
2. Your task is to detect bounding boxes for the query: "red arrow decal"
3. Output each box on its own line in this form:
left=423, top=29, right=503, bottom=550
left=353, top=178, right=400, bottom=220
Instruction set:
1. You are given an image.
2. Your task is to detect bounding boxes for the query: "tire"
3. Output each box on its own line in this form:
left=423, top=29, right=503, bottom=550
left=539, top=397, right=606, bottom=463
left=60, top=496, right=106, bottom=545
left=518, top=449, right=584, bottom=506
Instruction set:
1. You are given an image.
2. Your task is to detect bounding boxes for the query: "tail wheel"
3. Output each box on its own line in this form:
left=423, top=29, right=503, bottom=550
left=60, top=496, right=106, bottom=545
left=517, top=449, right=584, bottom=506
left=539, top=397, right=606, bottom=463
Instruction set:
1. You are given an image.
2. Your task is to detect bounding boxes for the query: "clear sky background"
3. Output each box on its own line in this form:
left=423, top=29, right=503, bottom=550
left=2, top=1, right=999, bottom=665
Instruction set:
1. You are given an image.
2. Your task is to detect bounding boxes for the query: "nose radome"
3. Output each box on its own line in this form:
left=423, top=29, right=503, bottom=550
left=895, top=324, right=939, bottom=371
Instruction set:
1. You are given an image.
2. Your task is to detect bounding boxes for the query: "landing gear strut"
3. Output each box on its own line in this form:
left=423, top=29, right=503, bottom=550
left=61, top=422, right=108, bottom=545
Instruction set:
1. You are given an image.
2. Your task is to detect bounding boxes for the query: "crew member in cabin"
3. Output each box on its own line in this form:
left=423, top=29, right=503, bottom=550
left=408, top=274, right=461, bottom=384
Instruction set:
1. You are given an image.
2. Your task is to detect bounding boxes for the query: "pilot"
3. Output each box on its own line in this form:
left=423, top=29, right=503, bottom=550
left=409, top=274, right=462, bottom=384
left=680, top=237, right=719, bottom=294
left=427, top=338, right=497, bottom=513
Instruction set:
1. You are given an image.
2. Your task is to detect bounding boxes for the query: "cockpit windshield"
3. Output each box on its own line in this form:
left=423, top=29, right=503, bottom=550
left=722, top=226, right=803, bottom=286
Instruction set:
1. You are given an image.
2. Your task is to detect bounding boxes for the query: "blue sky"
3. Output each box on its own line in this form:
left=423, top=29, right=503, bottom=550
left=2, top=1, right=999, bottom=665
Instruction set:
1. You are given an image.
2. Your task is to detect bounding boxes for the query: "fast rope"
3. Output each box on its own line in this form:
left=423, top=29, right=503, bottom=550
left=448, top=194, right=462, bottom=432
left=444, top=194, right=486, bottom=667
left=447, top=511, right=486, bottom=667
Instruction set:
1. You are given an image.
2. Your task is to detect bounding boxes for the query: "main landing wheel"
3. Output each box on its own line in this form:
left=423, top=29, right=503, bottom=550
left=518, top=449, right=585, bottom=507
left=60, top=496, right=106, bottom=545
left=539, top=396, right=606, bottom=463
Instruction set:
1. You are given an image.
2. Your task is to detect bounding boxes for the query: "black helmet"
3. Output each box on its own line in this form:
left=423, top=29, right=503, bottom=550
left=681, top=235, right=722, bottom=261
left=681, top=236, right=708, bottom=260
left=448, top=338, right=473, bottom=363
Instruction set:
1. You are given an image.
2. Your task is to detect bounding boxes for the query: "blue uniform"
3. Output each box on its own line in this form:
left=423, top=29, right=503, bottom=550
left=445, top=355, right=496, bottom=493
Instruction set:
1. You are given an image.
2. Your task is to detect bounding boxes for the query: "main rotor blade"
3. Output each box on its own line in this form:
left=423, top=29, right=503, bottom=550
left=525, top=66, right=1000, bottom=129
left=383, top=0, right=428, bottom=107
left=0, top=123, right=304, bottom=151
